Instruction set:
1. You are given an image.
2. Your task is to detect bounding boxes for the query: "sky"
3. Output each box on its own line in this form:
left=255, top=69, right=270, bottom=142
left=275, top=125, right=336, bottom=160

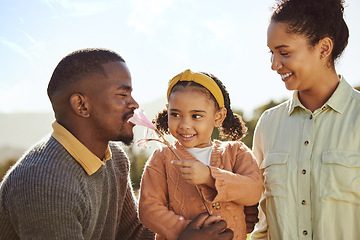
left=1, top=0, right=360, bottom=118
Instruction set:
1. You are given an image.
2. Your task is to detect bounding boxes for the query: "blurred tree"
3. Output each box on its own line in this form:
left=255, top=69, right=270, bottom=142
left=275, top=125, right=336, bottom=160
left=0, top=158, right=17, bottom=181
left=212, top=99, right=285, bottom=149
left=123, top=145, right=149, bottom=191
left=242, top=99, right=286, bottom=149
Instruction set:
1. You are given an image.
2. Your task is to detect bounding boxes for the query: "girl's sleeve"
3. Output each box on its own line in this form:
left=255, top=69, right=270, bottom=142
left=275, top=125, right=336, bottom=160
left=138, top=150, right=191, bottom=240
left=204, top=143, right=263, bottom=206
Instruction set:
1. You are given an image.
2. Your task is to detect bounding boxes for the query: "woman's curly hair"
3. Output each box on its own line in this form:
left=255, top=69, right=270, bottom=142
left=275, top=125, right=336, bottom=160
left=271, top=0, right=348, bottom=65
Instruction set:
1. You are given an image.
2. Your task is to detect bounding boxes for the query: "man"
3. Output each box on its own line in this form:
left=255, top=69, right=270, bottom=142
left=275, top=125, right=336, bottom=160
left=0, top=48, right=235, bottom=239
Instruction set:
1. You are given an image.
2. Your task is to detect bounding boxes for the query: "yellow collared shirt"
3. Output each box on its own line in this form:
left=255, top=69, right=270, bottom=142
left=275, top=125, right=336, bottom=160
left=251, top=76, right=360, bottom=240
left=52, top=121, right=111, bottom=175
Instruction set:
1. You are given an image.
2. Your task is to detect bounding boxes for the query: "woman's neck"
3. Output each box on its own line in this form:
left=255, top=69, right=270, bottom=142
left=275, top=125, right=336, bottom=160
left=298, top=72, right=340, bottom=112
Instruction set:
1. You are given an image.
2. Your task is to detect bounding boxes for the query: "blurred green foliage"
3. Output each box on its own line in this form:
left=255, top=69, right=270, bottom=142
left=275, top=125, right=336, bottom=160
left=0, top=158, right=17, bottom=181
left=5, top=86, right=360, bottom=189
left=0, top=98, right=285, bottom=188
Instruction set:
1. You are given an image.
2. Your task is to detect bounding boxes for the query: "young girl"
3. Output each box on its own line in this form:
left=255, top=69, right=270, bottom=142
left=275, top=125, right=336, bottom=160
left=139, top=69, right=262, bottom=240
left=251, top=0, right=360, bottom=239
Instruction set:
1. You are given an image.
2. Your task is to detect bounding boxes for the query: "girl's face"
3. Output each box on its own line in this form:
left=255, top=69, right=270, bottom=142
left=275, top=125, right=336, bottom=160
left=167, top=87, right=224, bottom=148
left=267, top=21, right=323, bottom=91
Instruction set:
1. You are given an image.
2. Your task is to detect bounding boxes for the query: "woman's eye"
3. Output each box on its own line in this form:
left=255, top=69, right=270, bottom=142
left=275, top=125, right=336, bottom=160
left=193, top=114, right=202, bottom=119
left=280, top=52, right=289, bottom=56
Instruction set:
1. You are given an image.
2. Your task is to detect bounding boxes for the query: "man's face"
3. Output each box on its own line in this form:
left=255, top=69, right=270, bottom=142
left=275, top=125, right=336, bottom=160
left=87, top=61, right=139, bottom=145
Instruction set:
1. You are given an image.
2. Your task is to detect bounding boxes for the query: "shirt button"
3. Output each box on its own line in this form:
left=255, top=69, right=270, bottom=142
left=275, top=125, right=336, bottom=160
left=303, top=230, right=308, bottom=235
left=309, top=115, right=313, bottom=120
left=302, top=169, right=307, bottom=174
left=304, top=140, right=309, bottom=146
left=302, top=200, right=306, bottom=205
left=212, top=202, right=221, bottom=210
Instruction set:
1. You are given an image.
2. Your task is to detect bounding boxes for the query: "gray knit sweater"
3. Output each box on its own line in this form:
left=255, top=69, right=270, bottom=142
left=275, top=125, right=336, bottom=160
left=0, top=136, right=154, bottom=240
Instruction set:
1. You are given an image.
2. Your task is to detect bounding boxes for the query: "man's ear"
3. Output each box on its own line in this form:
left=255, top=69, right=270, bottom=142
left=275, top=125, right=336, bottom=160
left=69, top=93, right=90, bottom=118
left=214, top=107, right=227, bottom=127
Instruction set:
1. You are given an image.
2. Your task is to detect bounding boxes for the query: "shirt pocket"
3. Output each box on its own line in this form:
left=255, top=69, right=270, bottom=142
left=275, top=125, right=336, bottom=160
left=320, top=151, right=360, bottom=205
left=260, top=152, right=289, bottom=198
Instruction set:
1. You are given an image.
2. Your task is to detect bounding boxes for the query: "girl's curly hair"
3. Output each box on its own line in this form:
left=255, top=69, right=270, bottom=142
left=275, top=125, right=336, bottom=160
left=153, top=72, right=247, bottom=141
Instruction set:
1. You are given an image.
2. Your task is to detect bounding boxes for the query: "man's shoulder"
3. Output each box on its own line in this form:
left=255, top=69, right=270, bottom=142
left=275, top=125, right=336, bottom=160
left=1, top=137, right=86, bottom=190
left=108, top=142, right=129, bottom=161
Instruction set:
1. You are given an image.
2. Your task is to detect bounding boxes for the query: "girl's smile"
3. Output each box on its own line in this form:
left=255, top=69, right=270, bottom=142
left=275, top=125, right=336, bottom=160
left=167, top=88, right=221, bottom=148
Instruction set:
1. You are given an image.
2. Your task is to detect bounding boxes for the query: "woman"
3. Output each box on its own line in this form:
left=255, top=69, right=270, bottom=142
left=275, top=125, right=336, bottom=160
left=251, top=0, right=360, bottom=239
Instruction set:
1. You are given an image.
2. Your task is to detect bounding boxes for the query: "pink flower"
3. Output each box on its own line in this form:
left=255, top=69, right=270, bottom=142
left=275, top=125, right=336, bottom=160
left=137, top=139, right=151, bottom=148
left=128, top=109, right=156, bottom=130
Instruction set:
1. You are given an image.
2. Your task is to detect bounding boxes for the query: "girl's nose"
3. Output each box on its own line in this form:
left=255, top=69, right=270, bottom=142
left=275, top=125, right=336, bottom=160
left=179, top=119, right=191, bottom=130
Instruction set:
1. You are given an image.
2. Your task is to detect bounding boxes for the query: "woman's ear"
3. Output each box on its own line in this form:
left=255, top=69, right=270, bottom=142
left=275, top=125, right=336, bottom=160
left=214, top=107, right=227, bottom=127
left=319, top=37, right=334, bottom=60
left=69, top=93, right=90, bottom=118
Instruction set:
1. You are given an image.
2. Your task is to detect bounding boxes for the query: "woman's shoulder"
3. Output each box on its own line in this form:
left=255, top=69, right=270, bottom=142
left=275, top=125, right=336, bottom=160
left=213, top=140, right=251, bottom=153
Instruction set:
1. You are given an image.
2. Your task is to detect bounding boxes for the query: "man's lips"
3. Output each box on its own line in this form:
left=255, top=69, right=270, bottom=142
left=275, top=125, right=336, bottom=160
left=124, top=111, right=135, bottom=122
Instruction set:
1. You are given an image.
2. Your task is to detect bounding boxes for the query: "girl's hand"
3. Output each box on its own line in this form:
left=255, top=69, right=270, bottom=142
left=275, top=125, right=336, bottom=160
left=172, top=160, right=215, bottom=188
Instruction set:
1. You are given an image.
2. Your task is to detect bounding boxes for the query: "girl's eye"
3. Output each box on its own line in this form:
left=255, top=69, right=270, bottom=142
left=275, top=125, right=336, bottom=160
left=170, top=112, right=180, bottom=118
left=192, top=114, right=202, bottom=119
left=280, top=52, right=289, bottom=56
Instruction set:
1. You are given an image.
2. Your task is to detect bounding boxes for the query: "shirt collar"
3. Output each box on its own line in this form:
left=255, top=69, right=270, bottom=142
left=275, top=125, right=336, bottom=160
left=288, top=75, right=352, bottom=115
left=51, top=121, right=112, bottom=175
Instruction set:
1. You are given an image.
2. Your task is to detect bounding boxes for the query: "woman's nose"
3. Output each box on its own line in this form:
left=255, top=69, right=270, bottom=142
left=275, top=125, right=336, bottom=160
left=271, top=54, right=283, bottom=71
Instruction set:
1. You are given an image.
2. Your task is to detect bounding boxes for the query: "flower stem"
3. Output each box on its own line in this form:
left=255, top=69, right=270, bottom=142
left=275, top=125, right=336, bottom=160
left=153, top=129, right=211, bottom=215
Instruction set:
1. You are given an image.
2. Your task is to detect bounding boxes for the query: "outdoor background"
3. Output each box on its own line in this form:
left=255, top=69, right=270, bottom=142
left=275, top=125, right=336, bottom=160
left=1, top=1, right=360, bottom=237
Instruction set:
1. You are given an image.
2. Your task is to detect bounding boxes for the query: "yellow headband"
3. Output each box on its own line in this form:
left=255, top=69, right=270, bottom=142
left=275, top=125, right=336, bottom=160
left=167, top=69, right=224, bottom=108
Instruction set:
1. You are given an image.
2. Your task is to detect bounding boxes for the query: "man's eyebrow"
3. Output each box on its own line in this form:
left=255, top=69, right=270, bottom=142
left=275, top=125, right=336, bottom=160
left=117, top=85, right=132, bottom=91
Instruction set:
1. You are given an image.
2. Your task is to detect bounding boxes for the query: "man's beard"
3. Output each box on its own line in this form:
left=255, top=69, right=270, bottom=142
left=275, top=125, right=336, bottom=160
left=117, top=112, right=135, bottom=146
left=117, top=134, right=134, bottom=146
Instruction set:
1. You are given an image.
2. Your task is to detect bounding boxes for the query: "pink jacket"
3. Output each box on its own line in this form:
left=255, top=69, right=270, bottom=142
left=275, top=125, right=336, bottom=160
left=139, top=140, right=262, bottom=240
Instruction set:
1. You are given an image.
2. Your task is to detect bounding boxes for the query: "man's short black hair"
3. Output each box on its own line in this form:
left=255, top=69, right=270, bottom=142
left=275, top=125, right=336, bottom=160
left=47, top=48, right=125, bottom=99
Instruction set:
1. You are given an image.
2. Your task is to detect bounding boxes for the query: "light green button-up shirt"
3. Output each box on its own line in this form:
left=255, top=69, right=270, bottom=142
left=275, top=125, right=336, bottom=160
left=250, top=77, right=360, bottom=240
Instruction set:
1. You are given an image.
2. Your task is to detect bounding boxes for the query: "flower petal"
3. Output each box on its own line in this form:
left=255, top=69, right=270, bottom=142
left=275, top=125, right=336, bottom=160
left=128, top=109, right=156, bottom=130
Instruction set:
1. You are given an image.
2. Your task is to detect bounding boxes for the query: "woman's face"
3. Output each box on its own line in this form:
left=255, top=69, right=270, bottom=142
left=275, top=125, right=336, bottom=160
left=267, top=21, right=323, bottom=92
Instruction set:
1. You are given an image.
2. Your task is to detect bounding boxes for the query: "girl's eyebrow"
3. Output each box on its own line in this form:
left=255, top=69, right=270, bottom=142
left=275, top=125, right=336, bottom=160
left=191, top=110, right=206, bottom=113
left=169, top=108, right=207, bottom=113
